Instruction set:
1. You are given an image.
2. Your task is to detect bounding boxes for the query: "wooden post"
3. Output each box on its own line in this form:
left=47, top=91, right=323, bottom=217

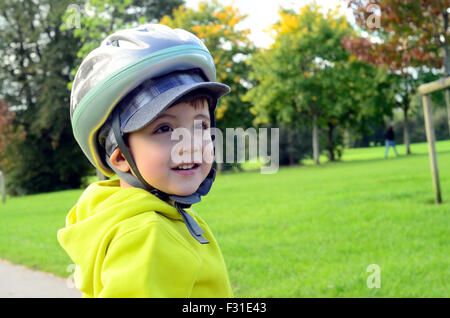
left=445, top=89, right=450, bottom=135
left=418, top=76, right=450, bottom=95
left=422, top=94, right=442, bottom=204
left=0, top=170, right=6, bottom=204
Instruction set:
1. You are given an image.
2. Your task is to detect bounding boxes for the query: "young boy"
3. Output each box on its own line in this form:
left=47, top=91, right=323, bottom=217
left=57, top=24, right=233, bottom=297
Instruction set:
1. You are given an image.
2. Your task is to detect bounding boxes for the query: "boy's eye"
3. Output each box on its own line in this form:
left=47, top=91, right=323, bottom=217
left=153, top=121, right=209, bottom=134
left=195, top=121, right=210, bottom=130
left=154, top=125, right=173, bottom=134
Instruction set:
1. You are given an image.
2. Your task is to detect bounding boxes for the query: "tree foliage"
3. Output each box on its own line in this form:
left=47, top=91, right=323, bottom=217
left=0, top=99, right=25, bottom=172
left=0, top=0, right=92, bottom=195
left=245, top=4, right=395, bottom=162
left=344, top=0, right=450, bottom=153
left=345, top=0, right=447, bottom=71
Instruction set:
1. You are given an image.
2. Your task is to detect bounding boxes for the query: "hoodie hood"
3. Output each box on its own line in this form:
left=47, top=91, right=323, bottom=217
left=57, top=179, right=184, bottom=295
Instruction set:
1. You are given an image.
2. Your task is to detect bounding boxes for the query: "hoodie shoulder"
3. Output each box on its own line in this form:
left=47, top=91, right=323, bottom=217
left=63, top=180, right=118, bottom=226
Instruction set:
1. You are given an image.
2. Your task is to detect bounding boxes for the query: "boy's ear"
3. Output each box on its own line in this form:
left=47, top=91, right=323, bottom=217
left=109, top=147, right=131, bottom=173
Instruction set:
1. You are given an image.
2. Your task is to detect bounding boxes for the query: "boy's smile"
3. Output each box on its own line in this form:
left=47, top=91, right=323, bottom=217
left=110, top=98, right=214, bottom=197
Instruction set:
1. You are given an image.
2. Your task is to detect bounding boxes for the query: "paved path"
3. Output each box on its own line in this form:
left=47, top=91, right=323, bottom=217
left=0, top=259, right=82, bottom=298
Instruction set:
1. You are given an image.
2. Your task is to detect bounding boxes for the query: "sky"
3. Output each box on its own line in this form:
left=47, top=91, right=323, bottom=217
left=184, top=0, right=355, bottom=48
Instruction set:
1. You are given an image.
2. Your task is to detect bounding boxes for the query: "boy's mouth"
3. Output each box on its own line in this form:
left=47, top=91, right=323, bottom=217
left=171, top=163, right=201, bottom=175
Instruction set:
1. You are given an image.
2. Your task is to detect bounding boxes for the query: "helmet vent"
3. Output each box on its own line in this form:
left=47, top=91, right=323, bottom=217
left=105, top=33, right=145, bottom=49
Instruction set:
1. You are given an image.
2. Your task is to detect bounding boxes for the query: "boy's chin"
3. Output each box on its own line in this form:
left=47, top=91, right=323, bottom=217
left=170, top=189, right=197, bottom=197
left=167, top=185, right=200, bottom=197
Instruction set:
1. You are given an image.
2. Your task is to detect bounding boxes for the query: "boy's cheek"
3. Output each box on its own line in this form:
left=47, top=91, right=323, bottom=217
left=202, top=140, right=214, bottom=165
left=139, top=145, right=170, bottom=169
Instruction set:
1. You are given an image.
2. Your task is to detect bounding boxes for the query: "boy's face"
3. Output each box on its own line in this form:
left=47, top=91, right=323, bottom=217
left=122, top=99, right=214, bottom=196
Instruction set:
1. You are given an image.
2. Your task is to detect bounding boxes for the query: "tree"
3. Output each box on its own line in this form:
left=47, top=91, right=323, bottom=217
left=245, top=4, right=395, bottom=163
left=0, top=0, right=93, bottom=195
left=344, top=0, right=450, bottom=154
left=0, top=99, right=25, bottom=173
left=159, top=0, right=256, bottom=171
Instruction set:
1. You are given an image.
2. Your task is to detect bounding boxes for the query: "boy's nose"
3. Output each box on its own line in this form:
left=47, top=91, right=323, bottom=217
left=176, top=128, right=203, bottom=163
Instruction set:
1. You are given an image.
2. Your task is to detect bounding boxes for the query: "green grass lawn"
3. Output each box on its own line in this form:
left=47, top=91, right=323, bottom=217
left=1, top=140, right=449, bottom=297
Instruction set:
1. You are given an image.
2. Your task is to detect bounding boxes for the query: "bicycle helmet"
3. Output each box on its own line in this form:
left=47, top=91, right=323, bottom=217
left=70, top=24, right=230, bottom=244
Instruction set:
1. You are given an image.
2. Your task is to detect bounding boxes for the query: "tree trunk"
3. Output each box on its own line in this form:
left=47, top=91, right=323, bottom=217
left=403, top=104, right=411, bottom=154
left=216, top=162, right=223, bottom=174
left=326, top=122, right=335, bottom=161
left=288, top=153, right=295, bottom=165
left=0, top=170, right=5, bottom=204
left=288, top=127, right=295, bottom=165
left=443, top=11, right=450, bottom=135
left=312, top=113, right=319, bottom=165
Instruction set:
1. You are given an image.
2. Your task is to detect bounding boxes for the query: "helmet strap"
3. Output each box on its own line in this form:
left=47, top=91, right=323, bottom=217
left=110, top=110, right=169, bottom=201
left=174, top=201, right=209, bottom=244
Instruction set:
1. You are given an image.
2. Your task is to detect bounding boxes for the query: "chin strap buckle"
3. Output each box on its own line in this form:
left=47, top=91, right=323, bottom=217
left=175, top=202, right=209, bottom=244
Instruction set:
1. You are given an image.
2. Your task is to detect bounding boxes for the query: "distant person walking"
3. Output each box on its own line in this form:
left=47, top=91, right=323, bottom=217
left=384, top=125, right=399, bottom=158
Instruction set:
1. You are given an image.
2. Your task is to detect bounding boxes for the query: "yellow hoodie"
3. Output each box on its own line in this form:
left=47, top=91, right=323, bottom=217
left=57, top=179, right=233, bottom=298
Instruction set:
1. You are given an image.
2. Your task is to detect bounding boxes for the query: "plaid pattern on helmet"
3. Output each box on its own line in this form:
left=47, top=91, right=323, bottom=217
left=116, top=70, right=206, bottom=132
